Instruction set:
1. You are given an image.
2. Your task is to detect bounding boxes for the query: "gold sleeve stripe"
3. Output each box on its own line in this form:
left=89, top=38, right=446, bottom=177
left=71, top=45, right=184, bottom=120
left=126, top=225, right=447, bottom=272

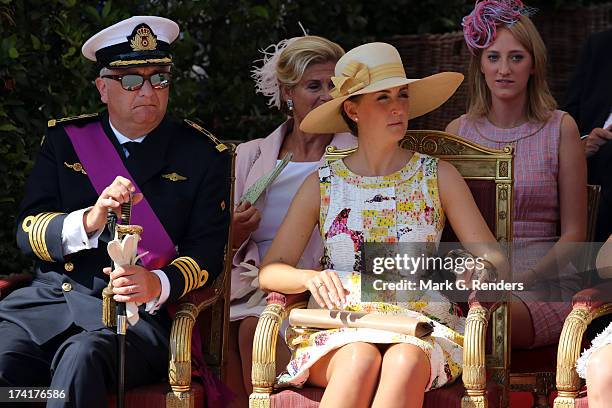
left=182, top=256, right=209, bottom=290
left=185, top=262, right=199, bottom=293
left=22, top=212, right=63, bottom=262
left=170, top=260, right=193, bottom=298
left=35, top=212, right=59, bottom=262
left=198, top=269, right=209, bottom=288
left=171, top=257, right=199, bottom=297
left=28, top=214, right=45, bottom=260
left=34, top=213, right=54, bottom=261
left=171, top=257, right=209, bottom=297
left=182, top=257, right=201, bottom=290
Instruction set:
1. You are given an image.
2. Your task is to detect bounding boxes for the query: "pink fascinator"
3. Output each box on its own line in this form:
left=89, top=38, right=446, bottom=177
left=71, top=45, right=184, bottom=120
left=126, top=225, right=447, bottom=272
left=462, top=0, right=537, bottom=54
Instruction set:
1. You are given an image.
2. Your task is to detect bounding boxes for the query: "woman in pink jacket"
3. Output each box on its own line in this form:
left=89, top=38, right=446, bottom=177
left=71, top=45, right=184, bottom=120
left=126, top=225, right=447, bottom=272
left=227, top=35, right=357, bottom=405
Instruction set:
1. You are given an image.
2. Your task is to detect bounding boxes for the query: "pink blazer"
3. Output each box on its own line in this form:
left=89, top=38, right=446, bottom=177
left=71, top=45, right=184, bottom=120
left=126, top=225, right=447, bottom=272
left=231, top=119, right=357, bottom=301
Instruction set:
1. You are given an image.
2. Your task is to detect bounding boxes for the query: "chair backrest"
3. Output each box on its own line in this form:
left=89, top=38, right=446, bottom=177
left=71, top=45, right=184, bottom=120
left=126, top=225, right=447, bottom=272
left=586, top=184, right=601, bottom=243
left=199, top=144, right=236, bottom=379
left=578, top=184, right=602, bottom=285
left=325, top=130, right=513, bottom=242
left=325, top=129, right=514, bottom=391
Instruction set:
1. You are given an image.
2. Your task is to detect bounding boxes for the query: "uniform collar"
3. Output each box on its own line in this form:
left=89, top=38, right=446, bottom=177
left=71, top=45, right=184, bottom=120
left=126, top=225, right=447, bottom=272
left=109, top=120, right=147, bottom=144
left=101, top=112, right=171, bottom=186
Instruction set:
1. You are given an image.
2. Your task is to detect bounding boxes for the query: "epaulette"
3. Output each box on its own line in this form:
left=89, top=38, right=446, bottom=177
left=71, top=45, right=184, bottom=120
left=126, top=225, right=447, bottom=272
left=47, top=113, right=99, bottom=128
left=184, top=119, right=228, bottom=152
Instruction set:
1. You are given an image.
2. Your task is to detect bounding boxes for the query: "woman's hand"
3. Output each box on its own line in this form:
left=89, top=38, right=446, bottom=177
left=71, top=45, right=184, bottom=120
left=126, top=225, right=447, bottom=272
left=232, top=201, right=261, bottom=249
left=303, top=270, right=348, bottom=309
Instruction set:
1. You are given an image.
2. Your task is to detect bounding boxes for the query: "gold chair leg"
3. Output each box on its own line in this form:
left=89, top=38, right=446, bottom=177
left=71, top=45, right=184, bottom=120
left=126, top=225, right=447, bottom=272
left=249, top=303, right=285, bottom=408
left=249, top=389, right=272, bottom=408
left=553, top=392, right=577, bottom=408
left=554, top=307, right=591, bottom=408
left=463, top=305, right=489, bottom=408
left=166, top=391, right=193, bottom=408
left=462, top=392, right=488, bottom=408
left=167, top=303, right=197, bottom=408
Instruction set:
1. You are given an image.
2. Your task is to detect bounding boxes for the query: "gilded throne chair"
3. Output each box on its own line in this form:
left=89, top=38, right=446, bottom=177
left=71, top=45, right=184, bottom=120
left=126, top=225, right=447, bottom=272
left=249, top=130, right=515, bottom=408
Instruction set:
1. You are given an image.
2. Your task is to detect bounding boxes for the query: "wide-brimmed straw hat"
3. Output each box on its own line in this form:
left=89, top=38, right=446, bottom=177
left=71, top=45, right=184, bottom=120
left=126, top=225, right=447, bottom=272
left=300, top=42, right=463, bottom=134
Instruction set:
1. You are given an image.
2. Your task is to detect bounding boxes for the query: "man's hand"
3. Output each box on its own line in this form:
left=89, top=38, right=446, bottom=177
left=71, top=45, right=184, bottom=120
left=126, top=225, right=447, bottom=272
left=103, top=264, right=161, bottom=303
left=84, top=176, right=143, bottom=234
left=584, top=126, right=612, bottom=158
left=232, top=201, right=261, bottom=249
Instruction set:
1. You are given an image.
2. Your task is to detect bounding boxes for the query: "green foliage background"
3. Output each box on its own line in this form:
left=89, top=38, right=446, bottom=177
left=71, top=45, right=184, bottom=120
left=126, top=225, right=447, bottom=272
left=0, top=0, right=609, bottom=275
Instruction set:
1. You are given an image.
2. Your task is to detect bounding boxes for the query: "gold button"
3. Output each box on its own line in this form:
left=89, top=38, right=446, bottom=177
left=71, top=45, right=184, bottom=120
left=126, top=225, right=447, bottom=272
left=62, top=283, right=72, bottom=292
left=64, top=262, right=74, bottom=272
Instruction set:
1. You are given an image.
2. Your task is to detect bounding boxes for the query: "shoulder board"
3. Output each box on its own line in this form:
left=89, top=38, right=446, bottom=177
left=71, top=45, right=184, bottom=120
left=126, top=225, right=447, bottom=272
left=48, top=113, right=99, bottom=128
left=183, top=119, right=228, bottom=152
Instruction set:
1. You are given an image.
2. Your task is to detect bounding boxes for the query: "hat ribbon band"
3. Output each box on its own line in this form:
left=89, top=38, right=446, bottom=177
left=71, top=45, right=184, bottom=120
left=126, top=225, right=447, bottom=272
left=330, top=61, right=406, bottom=98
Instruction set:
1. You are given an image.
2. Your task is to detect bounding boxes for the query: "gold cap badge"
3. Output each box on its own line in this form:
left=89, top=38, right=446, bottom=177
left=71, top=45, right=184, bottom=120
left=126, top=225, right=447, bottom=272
left=129, top=24, right=158, bottom=51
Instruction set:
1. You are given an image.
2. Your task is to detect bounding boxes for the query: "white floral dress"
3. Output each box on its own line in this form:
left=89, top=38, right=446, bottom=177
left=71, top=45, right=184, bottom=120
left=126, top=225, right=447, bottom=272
left=276, top=153, right=465, bottom=391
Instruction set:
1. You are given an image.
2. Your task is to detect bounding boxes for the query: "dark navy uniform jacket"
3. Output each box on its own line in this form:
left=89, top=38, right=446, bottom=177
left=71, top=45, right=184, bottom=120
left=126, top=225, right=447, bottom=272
left=0, top=112, right=231, bottom=345
left=564, top=29, right=612, bottom=242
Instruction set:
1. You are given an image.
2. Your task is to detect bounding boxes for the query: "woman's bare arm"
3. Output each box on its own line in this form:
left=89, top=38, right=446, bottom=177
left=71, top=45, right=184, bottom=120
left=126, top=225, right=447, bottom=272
left=258, top=172, right=320, bottom=293
left=258, top=172, right=347, bottom=308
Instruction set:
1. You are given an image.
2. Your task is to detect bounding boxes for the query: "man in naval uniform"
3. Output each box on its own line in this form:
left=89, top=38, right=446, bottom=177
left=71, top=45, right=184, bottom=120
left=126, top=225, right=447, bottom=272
left=0, top=16, right=230, bottom=407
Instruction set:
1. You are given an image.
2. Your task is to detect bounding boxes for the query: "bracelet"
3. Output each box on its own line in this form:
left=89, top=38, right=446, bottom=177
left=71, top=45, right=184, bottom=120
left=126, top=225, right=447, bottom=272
left=474, top=258, right=498, bottom=283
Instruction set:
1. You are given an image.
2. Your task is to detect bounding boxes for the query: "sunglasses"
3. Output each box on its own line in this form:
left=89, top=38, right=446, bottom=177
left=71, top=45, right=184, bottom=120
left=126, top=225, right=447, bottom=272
left=101, top=72, right=172, bottom=91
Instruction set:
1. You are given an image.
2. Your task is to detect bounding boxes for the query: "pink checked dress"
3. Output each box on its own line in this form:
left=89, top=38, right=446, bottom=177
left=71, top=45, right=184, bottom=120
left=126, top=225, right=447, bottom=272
left=276, top=152, right=465, bottom=391
left=456, top=110, right=580, bottom=347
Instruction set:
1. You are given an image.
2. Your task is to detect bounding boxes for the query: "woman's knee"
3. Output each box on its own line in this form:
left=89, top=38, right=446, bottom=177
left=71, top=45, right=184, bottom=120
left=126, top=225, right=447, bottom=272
left=382, top=344, right=429, bottom=378
left=334, top=342, right=382, bottom=375
left=587, top=345, right=612, bottom=385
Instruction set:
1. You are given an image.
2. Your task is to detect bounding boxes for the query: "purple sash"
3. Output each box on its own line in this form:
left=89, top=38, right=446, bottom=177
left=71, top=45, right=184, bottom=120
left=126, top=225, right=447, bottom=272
left=65, top=122, right=176, bottom=269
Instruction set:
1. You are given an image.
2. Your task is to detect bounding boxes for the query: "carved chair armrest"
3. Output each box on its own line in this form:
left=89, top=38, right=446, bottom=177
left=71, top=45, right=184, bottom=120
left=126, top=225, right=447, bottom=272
left=556, top=289, right=612, bottom=404
left=468, top=290, right=503, bottom=313
left=267, top=291, right=309, bottom=308
left=462, top=302, right=493, bottom=406
left=572, top=281, right=612, bottom=311
left=249, top=292, right=308, bottom=405
left=168, top=301, right=201, bottom=402
left=175, top=285, right=221, bottom=311
left=167, top=276, right=226, bottom=404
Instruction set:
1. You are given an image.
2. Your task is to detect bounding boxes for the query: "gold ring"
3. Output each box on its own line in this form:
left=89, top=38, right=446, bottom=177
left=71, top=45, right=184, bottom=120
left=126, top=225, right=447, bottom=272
left=314, top=281, right=323, bottom=289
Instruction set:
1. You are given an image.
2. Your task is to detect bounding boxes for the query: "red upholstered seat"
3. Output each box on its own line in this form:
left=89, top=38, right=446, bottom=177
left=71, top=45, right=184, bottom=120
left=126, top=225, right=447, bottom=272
left=269, top=380, right=503, bottom=408
left=108, top=381, right=205, bottom=408
left=0, top=273, right=32, bottom=299
left=553, top=281, right=612, bottom=407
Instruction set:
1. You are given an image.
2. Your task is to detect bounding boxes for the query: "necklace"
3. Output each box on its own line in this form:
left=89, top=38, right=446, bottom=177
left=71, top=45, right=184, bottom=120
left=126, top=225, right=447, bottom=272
left=473, top=117, right=547, bottom=145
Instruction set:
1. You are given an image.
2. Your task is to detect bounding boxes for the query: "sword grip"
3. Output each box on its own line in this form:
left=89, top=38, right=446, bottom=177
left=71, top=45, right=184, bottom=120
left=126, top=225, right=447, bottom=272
left=120, top=195, right=132, bottom=226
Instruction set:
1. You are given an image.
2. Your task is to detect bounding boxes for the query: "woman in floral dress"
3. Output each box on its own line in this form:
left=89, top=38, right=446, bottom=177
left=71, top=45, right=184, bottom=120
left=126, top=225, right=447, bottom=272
left=259, top=42, right=507, bottom=408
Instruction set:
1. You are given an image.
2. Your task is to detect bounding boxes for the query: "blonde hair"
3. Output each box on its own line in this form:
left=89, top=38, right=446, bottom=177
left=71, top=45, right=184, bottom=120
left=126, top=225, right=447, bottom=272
left=277, top=36, right=344, bottom=91
left=467, top=15, right=556, bottom=123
